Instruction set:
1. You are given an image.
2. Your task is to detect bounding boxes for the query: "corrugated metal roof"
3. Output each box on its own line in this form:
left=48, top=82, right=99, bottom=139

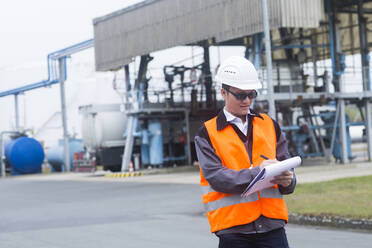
left=93, top=0, right=323, bottom=71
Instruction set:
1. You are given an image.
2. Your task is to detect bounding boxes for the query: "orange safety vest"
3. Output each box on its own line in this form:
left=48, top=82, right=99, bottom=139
left=200, top=114, right=288, bottom=233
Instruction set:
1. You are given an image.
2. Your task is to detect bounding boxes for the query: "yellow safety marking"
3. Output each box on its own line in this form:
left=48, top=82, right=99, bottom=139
left=104, top=171, right=144, bottom=178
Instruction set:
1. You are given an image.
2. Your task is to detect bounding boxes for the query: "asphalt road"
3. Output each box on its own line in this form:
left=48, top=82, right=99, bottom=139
left=1, top=173, right=372, bottom=248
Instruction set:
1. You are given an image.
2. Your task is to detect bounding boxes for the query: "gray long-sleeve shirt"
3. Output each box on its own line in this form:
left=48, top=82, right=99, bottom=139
left=194, top=109, right=296, bottom=235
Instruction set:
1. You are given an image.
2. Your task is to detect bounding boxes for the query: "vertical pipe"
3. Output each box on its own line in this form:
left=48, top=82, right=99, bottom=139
left=329, top=102, right=340, bottom=162
left=14, top=94, right=20, bottom=131
left=262, top=0, right=276, bottom=118
left=326, top=0, right=336, bottom=80
left=358, top=0, right=372, bottom=160
left=338, top=50, right=348, bottom=163
left=185, top=109, right=192, bottom=165
left=358, top=1, right=370, bottom=91
left=58, top=57, right=71, bottom=172
left=253, top=34, right=261, bottom=70
left=327, top=0, right=347, bottom=162
left=326, top=0, right=340, bottom=92
left=349, top=13, right=356, bottom=75
left=203, top=43, right=213, bottom=108
left=121, top=116, right=136, bottom=172
left=339, top=99, right=349, bottom=163
left=366, top=103, right=372, bottom=161
left=311, top=35, right=318, bottom=87
left=124, top=65, right=130, bottom=104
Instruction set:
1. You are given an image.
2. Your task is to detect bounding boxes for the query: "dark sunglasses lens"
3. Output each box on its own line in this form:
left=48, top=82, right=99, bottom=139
left=248, top=90, right=257, bottom=99
left=236, top=90, right=257, bottom=100
left=236, top=93, right=248, bottom=100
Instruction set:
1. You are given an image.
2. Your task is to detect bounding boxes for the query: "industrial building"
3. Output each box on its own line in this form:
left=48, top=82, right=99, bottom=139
left=1, top=0, right=372, bottom=176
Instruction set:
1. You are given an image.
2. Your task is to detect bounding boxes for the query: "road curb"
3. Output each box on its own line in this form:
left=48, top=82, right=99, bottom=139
left=289, top=213, right=372, bottom=231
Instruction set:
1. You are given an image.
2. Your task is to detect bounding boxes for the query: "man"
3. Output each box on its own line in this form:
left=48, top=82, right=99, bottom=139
left=195, top=56, right=296, bottom=248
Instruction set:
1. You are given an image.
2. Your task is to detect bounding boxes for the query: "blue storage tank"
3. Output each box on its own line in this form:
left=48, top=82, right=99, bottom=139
left=149, top=121, right=163, bottom=166
left=140, top=120, right=163, bottom=167
left=5, top=136, right=44, bottom=175
left=46, top=139, right=84, bottom=172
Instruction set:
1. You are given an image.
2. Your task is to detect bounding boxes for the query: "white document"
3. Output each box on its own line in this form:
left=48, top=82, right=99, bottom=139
left=241, top=156, right=302, bottom=197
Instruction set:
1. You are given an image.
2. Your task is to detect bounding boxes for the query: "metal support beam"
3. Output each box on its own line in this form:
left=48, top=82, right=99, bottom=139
left=253, top=33, right=262, bottom=70
left=271, top=43, right=329, bottom=51
left=202, top=43, right=213, bottom=108
left=366, top=102, right=372, bottom=161
left=326, top=0, right=341, bottom=92
left=358, top=2, right=371, bottom=91
left=339, top=99, right=349, bottom=163
left=262, top=0, right=276, bottom=119
left=121, top=116, right=137, bottom=172
left=121, top=56, right=150, bottom=171
left=358, top=0, right=372, bottom=161
left=329, top=102, right=340, bottom=162
left=310, top=106, right=327, bottom=158
left=339, top=7, right=372, bottom=14
left=185, top=109, right=192, bottom=165
left=124, top=65, right=131, bottom=104
left=14, top=94, right=20, bottom=131
left=311, top=35, right=318, bottom=87
left=58, top=57, right=71, bottom=172
left=337, top=14, right=349, bottom=164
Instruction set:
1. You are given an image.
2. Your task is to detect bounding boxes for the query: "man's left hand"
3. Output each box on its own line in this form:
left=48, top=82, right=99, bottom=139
left=271, top=170, right=293, bottom=187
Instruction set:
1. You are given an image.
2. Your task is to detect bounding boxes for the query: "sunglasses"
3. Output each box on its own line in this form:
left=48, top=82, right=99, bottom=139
left=224, top=88, right=257, bottom=100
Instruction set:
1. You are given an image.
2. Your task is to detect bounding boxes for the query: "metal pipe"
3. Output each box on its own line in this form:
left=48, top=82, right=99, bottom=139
left=337, top=14, right=349, bottom=164
left=253, top=33, right=261, bottom=70
left=326, top=0, right=339, bottom=92
left=311, top=35, right=318, bottom=87
left=58, top=57, right=71, bottom=172
left=124, top=65, right=131, bottom=104
left=185, top=109, right=192, bottom=165
left=14, top=94, right=20, bottom=131
left=339, top=99, right=349, bottom=163
left=202, top=43, right=213, bottom=108
left=310, top=106, right=327, bottom=157
left=121, top=116, right=136, bottom=172
left=0, top=39, right=93, bottom=98
left=329, top=102, right=340, bottom=162
left=262, top=0, right=276, bottom=118
left=271, top=43, right=329, bottom=51
left=358, top=0, right=372, bottom=161
left=366, top=102, right=372, bottom=161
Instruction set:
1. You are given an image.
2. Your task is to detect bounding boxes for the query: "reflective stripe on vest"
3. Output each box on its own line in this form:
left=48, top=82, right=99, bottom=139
left=201, top=185, right=215, bottom=194
left=259, top=187, right=282, bottom=199
left=204, top=192, right=259, bottom=212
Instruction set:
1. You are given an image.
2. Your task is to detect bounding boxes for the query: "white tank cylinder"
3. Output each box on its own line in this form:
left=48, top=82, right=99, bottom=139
left=81, top=111, right=127, bottom=150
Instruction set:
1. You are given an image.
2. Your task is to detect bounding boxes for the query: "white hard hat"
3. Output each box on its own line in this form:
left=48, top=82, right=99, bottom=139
left=215, top=56, right=261, bottom=90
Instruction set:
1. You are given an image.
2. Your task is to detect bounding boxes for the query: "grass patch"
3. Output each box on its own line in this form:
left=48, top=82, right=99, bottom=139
left=284, top=175, right=372, bottom=219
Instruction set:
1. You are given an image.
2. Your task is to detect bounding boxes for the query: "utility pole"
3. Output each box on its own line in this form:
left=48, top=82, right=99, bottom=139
left=262, top=0, right=276, bottom=119
left=58, top=57, right=71, bottom=172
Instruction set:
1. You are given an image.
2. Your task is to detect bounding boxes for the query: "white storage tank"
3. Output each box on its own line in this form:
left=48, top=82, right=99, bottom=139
left=80, top=104, right=127, bottom=150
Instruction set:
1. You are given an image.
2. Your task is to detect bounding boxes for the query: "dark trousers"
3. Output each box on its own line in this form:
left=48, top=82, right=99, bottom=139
left=218, top=227, right=289, bottom=248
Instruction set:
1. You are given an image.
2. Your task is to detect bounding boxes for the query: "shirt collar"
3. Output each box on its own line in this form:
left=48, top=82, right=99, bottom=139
left=223, top=108, right=249, bottom=123
left=216, top=108, right=264, bottom=131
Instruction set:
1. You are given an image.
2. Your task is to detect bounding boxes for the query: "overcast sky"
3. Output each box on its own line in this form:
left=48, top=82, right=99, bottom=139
left=0, top=1, right=147, bottom=138
left=0, top=0, right=143, bottom=68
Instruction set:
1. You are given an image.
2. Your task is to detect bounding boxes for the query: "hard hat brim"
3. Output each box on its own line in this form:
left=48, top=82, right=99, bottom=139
left=217, top=79, right=262, bottom=90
